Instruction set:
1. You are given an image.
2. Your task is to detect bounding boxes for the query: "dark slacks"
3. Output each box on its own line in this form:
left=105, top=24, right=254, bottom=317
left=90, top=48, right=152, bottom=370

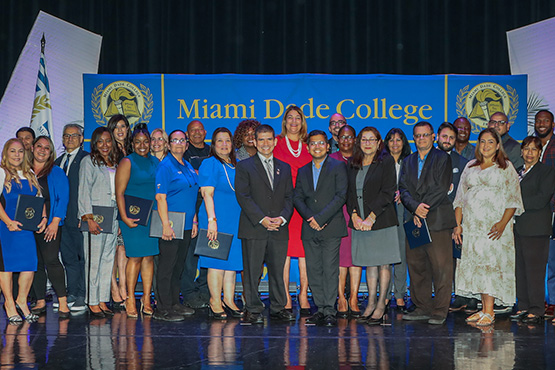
left=157, top=232, right=192, bottom=311
left=180, top=235, right=209, bottom=302
left=241, top=238, right=288, bottom=314
left=32, top=227, right=67, bottom=300
left=303, top=236, right=341, bottom=316
left=59, top=225, right=86, bottom=299
left=514, top=232, right=550, bottom=316
left=406, top=229, right=453, bottom=318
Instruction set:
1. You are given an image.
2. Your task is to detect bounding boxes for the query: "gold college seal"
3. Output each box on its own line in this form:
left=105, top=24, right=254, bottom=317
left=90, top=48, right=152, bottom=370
left=208, top=239, right=220, bottom=250
left=93, top=214, right=104, bottom=224
left=25, top=207, right=35, bottom=220
left=91, top=81, right=153, bottom=129
left=412, top=227, right=420, bottom=239
left=129, top=205, right=140, bottom=215
left=456, top=83, right=519, bottom=133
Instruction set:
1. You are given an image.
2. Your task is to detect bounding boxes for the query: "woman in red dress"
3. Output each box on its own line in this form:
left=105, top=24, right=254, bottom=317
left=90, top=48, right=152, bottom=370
left=273, top=105, right=312, bottom=314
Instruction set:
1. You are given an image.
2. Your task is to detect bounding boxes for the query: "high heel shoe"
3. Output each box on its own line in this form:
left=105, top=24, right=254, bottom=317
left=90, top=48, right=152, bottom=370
left=367, top=314, right=385, bottom=326
left=126, top=299, right=138, bottom=318
left=208, top=306, right=227, bottom=320
left=88, top=305, right=105, bottom=318
left=222, top=302, right=244, bottom=318
left=15, top=303, right=37, bottom=321
left=8, top=315, right=23, bottom=323
left=348, top=301, right=361, bottom=318
left=140, top=300, right=154, bottom=316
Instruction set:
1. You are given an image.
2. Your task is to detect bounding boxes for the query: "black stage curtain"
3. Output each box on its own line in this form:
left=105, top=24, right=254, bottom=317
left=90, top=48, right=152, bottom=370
left=2, top=0, right=555, bottom=95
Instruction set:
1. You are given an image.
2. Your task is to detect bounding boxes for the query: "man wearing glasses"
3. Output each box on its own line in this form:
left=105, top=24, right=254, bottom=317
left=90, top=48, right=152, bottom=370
left=328, top=113, right=347, bottom=153
left=293, top=130, right=347, bottom=326
left=54, top=123, right=89, bottom=312
left=399, top=121, right=456, bottom=325
left=487, top=111, right=523, bottom=170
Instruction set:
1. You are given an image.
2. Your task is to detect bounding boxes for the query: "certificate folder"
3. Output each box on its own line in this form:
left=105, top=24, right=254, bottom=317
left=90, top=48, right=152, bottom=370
left=149, top=210, right=185, bottom=239
left=194, top=229, right=233, bottom=260
left=80, top=206, right=115, bottom=234
left=403, top=218, right=432, bottom=249
left=15, top=194, right=45, bottom=231
left=116, top=195, right=153, bottom=226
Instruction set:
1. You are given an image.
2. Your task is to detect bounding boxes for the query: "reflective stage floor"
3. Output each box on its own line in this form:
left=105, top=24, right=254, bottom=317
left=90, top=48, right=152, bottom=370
left=0, top=298, right=554, bottom=369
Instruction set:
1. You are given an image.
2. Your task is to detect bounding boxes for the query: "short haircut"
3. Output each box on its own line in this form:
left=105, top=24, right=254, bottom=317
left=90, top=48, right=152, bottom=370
left=536, top=110, right=554, bottom=121
left=521, top=136, right=542, bottom=151
left=490, top=111, right=508, bottom=121
left=307, top=130, right=328, bottom=142
left=413, top=121, right=433, bottom=134
left=16, top=127, right=35, bottom=140
left=62, top=123, right=83, bottom=136
left=169, top=129, right=187, bottom=141
left=437, top=122, right=458, bottom=137
left=255, top=124, right=275, bottom=139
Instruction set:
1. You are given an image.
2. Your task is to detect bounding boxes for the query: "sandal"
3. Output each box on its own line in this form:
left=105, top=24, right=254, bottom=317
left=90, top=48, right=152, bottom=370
left=475, top=313, right=495, bottom=326
left=465, top=311, right=485, bottom=323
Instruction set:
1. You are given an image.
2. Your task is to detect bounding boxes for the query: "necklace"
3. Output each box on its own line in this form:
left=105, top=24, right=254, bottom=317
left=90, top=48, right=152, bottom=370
left=285, top=136, right=302, bottom=158
left=222, top=163, right=235, bottom=192
left=224, top=161, right=235, bottom=170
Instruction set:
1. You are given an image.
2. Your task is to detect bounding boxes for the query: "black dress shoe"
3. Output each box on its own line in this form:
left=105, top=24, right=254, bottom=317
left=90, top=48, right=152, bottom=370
left=396, top=305, right=410, bottom=314
left=100, top=308, right=115, bottom=317
left=153, top=309, right=185, bottom=322
left=270, top=309, right=296, bottom=321
left=510, top=311, right=528, bottom=321
left=173, top=304, right=195, bottom=316
left=222, top=302, right=244, bottom=318
left=324, top=315, right=337, bottom=327
left=305, top=312, right=325, bottom=325
left=299, top=308, right=311, bottom=317
left=522, top=314, right=543, bottom=325
left=242, top=311, right=264, bottom=324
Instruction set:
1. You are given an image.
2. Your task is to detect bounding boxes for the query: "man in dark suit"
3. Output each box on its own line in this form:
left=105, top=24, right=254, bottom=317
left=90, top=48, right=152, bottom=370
left=399, top=121, right=456, bottom=325
left=54, top=123, right=89, bottom=312
left=293, top=130, right=348, bottom=326
left=535, top=109, right=555, bottom=318
left=235, top=124, right=295, bottom=324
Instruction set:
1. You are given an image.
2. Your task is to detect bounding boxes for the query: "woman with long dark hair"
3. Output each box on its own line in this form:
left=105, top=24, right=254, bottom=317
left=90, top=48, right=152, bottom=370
left=198, top=127, right=243, bottom=319
left=384, top=128, right=412, bottom=313
left=29, top=136, right=70, bottom=317
left=347, top=127, right=400, bottom=325
left=79, top=127, right=120, bottom=317
left=115, top=124, right=160, bottom=317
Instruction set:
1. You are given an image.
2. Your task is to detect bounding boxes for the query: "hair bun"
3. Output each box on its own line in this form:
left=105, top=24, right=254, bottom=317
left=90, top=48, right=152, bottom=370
left=134, top=122, right=148, bottom=131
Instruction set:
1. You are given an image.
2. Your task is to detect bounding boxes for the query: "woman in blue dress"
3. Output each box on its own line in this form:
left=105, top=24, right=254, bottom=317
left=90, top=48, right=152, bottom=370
left=116, top=124, right=159, bottom=317
left=199, top=127, right=243, bottom=319
left=0, top=138, right=46, bottom=322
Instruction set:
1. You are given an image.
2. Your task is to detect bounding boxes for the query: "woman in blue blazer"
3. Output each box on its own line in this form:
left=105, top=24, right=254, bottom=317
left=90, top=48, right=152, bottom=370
left=30, top=136, right=70, bottom=317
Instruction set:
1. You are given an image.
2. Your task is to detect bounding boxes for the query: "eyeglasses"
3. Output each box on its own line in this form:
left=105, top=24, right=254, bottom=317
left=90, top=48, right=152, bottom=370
left=151, top=137, right=166, bottom=142
left=413, top=133, right=432, bottom=139
left=489, top=120, right=507, bottom=126
left=339, top=135, right=354, bottom=140
left=170, top=138, right=187, bottom=144
left=63, top=133, right=81, bottom=139
left=360, top=138, right=378, bottom=143
left=330, top=120, right=346, bottom=127
left=309, top=140, right=326, bottom=147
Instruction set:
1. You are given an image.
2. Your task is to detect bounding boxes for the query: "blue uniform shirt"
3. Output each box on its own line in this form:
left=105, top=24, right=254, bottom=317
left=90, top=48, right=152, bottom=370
left=155, top=153, right=199, bottom=230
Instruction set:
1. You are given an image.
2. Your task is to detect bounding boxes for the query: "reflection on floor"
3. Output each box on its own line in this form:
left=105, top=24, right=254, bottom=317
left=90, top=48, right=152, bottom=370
left=0, top=297, right=553, bottom=369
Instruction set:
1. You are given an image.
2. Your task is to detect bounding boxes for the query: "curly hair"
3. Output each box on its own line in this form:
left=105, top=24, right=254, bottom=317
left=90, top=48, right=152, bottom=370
left=233, top=120, right=260, bottom=149
left=1, top=138, right=41, bottom=194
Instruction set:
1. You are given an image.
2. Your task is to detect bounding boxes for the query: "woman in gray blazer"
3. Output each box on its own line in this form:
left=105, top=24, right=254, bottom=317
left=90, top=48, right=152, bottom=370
left=79, top=127, right=120, bottom=318
left=513, top=136, right=555, bottom=324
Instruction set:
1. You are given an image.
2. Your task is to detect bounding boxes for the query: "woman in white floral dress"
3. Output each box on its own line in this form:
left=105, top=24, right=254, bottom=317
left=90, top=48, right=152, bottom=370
left=452, top=128, right=523, bottom=326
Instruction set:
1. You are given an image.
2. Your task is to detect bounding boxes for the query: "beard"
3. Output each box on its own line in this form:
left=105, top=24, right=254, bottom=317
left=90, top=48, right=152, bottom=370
left=438, top=142, right=455, bottom=152
left=536, top=129, right=551, bottom=139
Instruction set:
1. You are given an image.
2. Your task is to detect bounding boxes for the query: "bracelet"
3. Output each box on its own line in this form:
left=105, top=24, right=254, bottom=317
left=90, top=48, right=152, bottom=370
left=42, top=216, right=48, bottom=219
left=208, top=217, right=217, bottom=222
left=81, top=214, right=94, bottom=221
left=193, top=221, right=199, bottom=225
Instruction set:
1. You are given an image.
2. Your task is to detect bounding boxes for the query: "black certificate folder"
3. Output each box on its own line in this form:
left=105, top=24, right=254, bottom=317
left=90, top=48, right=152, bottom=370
left=194, top=229, right=233, bottom=260
left=149, top=210, right=186, bottom=239
left=15, top=194, right=45, bottom=231
left=80, top=206, right=115, bottom=234
left=403, top=218, right=432, bottom=249
left=116, top=195, right=153, bottom=226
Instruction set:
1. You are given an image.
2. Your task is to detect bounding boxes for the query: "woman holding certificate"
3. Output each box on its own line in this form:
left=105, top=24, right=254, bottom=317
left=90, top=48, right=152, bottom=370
left=0, top=138, right=46, bottom=322
left=115, top=124, right=159, bottom=318
left=29, top=136, right=70, bottom=317
left=198, top=128, right=243, bottom=319
left=79, top=127, right=120, bottom=318
left=154, top=129, right=199, bottom=322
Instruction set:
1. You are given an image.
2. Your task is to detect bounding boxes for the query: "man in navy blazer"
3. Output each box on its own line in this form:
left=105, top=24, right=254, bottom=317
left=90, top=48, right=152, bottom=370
left=399, top=121, right=456, bottom=325
left=293, top=130, right=347, bottom=326
left=235, top=124, right=295, bottom=324
left=54, top=123, right=89, bottom=312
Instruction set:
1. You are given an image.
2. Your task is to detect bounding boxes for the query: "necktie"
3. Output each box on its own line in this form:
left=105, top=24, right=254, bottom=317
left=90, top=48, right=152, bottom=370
left=265, top=158, right=274, bottom=189
left=63, top=153, right=70, bottom=174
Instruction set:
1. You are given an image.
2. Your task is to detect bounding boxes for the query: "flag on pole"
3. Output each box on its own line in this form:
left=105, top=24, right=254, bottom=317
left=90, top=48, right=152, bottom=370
left=30, top=34, right=53, bottom=138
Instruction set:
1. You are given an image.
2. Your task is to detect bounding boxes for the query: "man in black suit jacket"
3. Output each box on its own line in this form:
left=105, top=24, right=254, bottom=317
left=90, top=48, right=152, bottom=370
left=54, top=123, right=89, bottom=311
left=399, top=121, right=456, bottom=325
left=235, top=124, right=295, bottom=323
left=293, top=130, right=348, bottom=326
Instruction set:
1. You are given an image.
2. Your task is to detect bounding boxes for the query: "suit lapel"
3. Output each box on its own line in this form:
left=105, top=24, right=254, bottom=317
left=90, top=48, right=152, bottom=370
left=416, top=150, right=433, bottom=191
left=253, top=155, right=273, bottom=190
left=314, top=157, right=330, bottom=193
left=521, top=163, right=539, bottom=186
left=363, top=160, right=379, bottom=188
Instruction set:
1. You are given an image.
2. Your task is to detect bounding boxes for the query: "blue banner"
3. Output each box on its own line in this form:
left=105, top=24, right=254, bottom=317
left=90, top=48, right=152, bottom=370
left=84, top=73, right=527, bottom=143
